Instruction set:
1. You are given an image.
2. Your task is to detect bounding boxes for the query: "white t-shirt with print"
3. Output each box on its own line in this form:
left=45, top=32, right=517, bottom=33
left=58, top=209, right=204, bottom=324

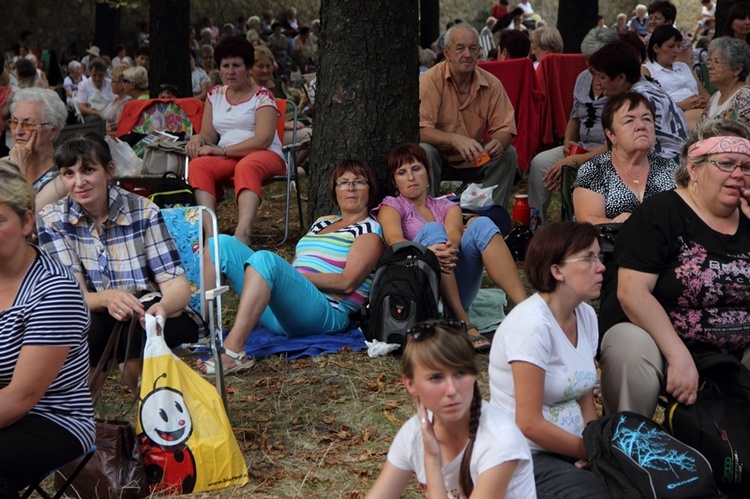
left=489, top=293, right=598, bottom=453
left=387, top=401, right=536, bottom=499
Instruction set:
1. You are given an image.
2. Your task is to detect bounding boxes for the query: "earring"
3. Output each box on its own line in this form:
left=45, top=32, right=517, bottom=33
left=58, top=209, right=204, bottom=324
left=691, top=180, right=698, bottom=195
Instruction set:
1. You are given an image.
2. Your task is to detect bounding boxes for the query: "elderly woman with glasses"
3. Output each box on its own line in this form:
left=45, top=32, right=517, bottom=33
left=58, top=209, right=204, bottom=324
left=197, top=159, right=385, bottom=375
left=599, top=119, right=750, bottom=419
left=2, top=88, right=67, bottom=212
left=489, top=221, right=607, bottom=498
left=696, top=37, right=750, bottom=128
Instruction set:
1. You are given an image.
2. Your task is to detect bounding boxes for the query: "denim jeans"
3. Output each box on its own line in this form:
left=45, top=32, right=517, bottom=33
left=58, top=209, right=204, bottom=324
left=413, top=217, right=499, bottom=310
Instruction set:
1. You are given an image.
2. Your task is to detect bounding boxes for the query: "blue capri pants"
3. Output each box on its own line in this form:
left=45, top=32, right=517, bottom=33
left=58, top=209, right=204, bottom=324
left=210, top=235, right=351, bottom=337
left=413, top=217, right=499, bottom=310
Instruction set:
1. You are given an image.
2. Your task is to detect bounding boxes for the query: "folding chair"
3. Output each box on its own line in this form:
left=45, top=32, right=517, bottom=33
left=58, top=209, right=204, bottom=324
left=263, top=98, right=305, bottom=245
left=560, top=165, right=578, bottom=221
left=160, top=206, right=229, bottom=408
left=20, top=446, right=96, bottom=499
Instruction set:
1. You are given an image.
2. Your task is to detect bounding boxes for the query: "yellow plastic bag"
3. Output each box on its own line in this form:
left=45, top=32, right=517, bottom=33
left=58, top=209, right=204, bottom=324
left=136, top=314, right=248, bottom=494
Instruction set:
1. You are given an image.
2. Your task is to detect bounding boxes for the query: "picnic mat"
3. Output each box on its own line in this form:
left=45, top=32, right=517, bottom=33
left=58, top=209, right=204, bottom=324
left=242, top=324, right=367, bottom=360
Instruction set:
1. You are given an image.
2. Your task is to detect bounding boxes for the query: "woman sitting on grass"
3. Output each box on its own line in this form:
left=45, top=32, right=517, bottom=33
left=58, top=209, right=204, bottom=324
left=372, top=143, right=526, bottom=350
left=367, top=319, right=536, bottom=498
left=489, top=222, right=608, bottom=498
left=198, top=159, right=384, bottom=375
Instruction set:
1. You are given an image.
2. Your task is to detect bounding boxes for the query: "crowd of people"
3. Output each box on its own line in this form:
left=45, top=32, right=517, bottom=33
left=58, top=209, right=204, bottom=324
left=2, top=1, right=750, bottom=497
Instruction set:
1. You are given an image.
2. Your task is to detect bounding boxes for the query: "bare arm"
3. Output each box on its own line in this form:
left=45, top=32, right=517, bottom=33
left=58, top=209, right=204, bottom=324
left=303, top=233, right=384, bottom=295
left=618, top=267, right=698, bottom=405
left=543, top=143, right=608, bottom=191
left=420, top=127, right=484, bottom=165
left=76, top=101, right=101, bottom=118
left=149, top=274, right=191, bottom=319
left=0, top=345, right=69, bottom=428
left=573, top=187, right=631, bottom=224
left=377, top=205, right=408, bottom=246
left=512, top=361, right=588, bottom=460
left=186, top=98, right=218, bottom=158
left=195, top=81, right=210, bottom=102
left=443, top=205, right=464, bottom=248
left=73, top=272, right=145, bottom=320
left=194, top=106, right=278, bottom=158
left=35, top=176, right=67, bottom=213
left=365, top=461, right=414, bottom=499
left=471, top=461, right=519, bottom=498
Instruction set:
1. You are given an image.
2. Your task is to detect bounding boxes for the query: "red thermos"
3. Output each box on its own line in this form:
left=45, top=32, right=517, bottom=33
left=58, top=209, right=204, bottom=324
left=512, top=194, right=531, bottom=226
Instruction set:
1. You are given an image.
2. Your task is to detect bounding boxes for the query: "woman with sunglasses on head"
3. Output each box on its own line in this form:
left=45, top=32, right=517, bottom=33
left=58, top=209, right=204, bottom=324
left=3, top=88, right=68, bottom=212
left=599, top=119, right=750, bottom=419
left=197, top=160, right=384, bottom=375
left=367, top=320, right=535, bottom=499
left=489, top=222, right=608, bottom=498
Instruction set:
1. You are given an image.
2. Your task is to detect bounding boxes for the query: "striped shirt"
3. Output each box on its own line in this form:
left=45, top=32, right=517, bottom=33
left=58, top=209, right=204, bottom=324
left=293, top=215, right=382, bottom=314
left=37, top=185, right=184, bottom=294
left=0, top=248, right=95, bottom=450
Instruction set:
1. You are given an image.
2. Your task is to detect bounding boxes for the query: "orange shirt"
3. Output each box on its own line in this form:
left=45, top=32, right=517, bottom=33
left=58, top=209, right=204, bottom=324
left=419, top=61, right=515, bottom=167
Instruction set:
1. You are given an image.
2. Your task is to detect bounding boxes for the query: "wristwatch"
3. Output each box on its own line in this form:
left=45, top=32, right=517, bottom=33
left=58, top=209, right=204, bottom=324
left=572, top=155, right=579, bottom=167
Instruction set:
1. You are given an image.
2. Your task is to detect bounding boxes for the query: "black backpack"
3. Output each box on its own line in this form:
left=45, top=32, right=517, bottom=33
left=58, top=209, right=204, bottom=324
left=584, top=411, right=723, bottom=498
left=364, top=242, right=440, bottom=346
left=662, top=351, right=750, bottom=496
left=147, top=172, right=196, bottom=209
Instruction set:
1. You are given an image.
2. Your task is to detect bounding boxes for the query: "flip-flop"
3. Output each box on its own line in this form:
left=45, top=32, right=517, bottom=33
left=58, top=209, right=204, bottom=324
left=468, top=333, right=492, bottom=352
left=200, top=348, right=255, bottom=376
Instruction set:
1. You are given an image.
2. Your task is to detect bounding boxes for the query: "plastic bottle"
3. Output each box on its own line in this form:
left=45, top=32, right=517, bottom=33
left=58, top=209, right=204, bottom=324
left=512, top=194, right=531, bottom=227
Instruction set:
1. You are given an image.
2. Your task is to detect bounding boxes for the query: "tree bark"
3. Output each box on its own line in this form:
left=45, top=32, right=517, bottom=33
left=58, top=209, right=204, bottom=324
left=557, top=0, right=599, bottom=53
left=309, top=0, right=420, bottom=222
left=420, top=0, right=440, bottom=49
left=93, top=2, right=121, bottom=58
left=149, top=0, right=191, bottom=98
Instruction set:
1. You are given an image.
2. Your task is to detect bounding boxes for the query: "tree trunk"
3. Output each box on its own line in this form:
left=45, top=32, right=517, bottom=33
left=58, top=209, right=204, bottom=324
left=149, top=0, right=191, bottom=98
left=557, top=0, right=599, bottom=53
left=309, top=0, right=420, bottom=222
left=420, top=0, right=440, bottom=49
left=93, top=2, right=120, bottom=58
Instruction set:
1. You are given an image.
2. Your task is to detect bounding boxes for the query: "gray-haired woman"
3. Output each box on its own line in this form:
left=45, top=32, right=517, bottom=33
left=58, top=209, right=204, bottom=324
left=2, top=88, right=67, bottom=211
left=696, top=37, right=750, bottom=128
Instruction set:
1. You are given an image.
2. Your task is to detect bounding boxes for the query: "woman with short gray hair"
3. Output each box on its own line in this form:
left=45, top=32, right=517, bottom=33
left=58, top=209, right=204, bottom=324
left=696, top=36, right=750, bottom=128
left=2, top=88, right=67, bottom=211
left=122, top=66, right=149, bottom=100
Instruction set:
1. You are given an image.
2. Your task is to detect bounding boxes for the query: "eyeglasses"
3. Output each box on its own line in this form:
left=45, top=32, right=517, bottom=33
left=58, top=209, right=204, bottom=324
left=706, top=58, right=729, bottom=67
left=406, top=319, right=468, bottom=341
left=561, top=253, right=605, bottom=265
left=706, top=159, right=750, bottom=176
left=8, top=119, right=53, bottom=132
left=122, top=79, right=132, bottom=83
left=335, top=179, right=368, bottom=189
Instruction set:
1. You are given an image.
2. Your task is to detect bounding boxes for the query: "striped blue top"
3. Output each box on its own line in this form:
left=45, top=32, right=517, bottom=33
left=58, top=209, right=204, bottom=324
left=293, top=215, right=382, bottom=314
left=0, top=248, right=95, bottom=451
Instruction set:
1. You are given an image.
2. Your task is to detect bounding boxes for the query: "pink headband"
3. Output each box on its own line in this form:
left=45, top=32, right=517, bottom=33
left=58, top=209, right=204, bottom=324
left=688, top=136, right=750, bottom=159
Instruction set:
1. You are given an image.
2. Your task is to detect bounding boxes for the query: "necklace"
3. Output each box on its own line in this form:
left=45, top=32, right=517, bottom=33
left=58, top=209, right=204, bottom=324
left=622, top=165, right=647, bottom=184
left=225, top=86, right=257, bottom=112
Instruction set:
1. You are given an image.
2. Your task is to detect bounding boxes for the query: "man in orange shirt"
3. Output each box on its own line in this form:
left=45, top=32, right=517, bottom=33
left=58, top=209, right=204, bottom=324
left=420, top=24, right=518, bottom=207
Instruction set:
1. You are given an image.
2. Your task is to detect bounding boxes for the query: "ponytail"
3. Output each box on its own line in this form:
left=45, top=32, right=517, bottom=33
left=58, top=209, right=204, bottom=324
left=459, top=381, right=482, bottom=496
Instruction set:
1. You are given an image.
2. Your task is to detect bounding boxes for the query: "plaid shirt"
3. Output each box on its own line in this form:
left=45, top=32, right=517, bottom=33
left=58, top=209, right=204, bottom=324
left=37, top=185, right=183, bottom=295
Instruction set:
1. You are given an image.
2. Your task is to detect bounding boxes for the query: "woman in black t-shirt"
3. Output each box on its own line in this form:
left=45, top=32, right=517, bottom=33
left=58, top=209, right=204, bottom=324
left=599, top=119, right=750, bottom=419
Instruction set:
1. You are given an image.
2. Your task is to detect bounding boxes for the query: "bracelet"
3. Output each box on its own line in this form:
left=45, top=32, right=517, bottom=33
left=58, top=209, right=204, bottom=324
left=219, top=145, right=227, bottom=156
left=572, top=155, right=579, bottom=167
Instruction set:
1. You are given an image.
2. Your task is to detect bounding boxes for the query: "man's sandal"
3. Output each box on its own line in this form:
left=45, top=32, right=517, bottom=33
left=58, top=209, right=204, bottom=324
left=201, top=348, right=255, bottom=376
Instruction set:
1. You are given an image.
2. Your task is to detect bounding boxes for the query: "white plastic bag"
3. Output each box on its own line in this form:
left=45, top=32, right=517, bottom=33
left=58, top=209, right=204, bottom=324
left=106, top=136, right=142, bottom=177
left=460, top=183, right=495, bottom=209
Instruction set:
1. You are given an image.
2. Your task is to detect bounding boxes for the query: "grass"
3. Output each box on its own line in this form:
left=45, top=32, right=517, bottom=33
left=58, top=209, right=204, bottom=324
left=82, top=176, right=572, bottom=498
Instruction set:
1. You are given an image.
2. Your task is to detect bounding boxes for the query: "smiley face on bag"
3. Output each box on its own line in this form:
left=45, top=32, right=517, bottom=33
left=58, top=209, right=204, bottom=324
left=140, top=379, right=193, bottom=448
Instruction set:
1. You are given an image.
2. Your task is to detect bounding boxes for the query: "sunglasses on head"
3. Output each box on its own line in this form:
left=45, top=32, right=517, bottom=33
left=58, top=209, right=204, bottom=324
left=406, top=319, right=468, bottom=341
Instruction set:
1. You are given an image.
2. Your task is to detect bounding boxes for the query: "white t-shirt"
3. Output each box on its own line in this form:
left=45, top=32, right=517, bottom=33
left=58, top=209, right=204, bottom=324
left=489, top=293, right=598, bottom=453
left=701, top=4, right=716, bottom=18
left=517, top=1, right=534, bottom=15
left=207, top=85, right=284, bottom=159
left=387, top=401, right=536, bottom=499
left=642, top=60, right=698, bottom=103
left=75, top=77, right=114, bottom=111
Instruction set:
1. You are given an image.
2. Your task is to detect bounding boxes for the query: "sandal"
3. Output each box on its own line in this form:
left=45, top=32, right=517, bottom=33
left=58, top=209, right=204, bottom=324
left=467, top=323, right=491, bottom=352
left=200, top=348, right=255, bottom=376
